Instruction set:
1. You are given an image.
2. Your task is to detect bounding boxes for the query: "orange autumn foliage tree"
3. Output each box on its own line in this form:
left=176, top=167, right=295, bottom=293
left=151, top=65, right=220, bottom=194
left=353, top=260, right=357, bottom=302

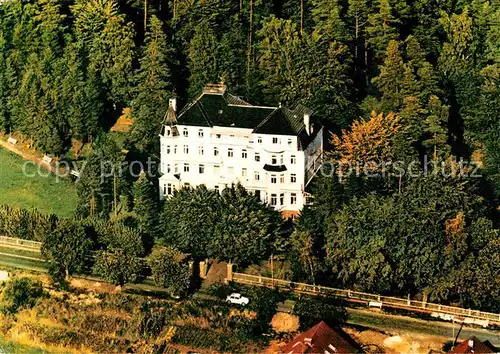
left=329, top=112, right=403, bottom=174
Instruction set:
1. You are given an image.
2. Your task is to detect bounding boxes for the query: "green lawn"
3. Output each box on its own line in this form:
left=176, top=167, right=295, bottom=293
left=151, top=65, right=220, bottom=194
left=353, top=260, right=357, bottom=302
left=0, top=147, right=77, bottom=218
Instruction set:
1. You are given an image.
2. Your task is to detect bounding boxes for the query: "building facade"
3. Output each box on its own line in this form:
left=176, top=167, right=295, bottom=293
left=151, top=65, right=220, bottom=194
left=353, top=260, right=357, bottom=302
left=159, top=84, right=323, bottom=216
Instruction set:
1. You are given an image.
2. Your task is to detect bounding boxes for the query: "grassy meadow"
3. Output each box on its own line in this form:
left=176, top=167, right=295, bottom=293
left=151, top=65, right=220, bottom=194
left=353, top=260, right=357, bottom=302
left=0, top=147, right=76, bottom=218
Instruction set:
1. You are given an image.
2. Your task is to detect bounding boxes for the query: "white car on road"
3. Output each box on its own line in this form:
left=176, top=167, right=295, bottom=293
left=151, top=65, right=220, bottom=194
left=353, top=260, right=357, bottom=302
left=226, top=293, right=249, bottom=306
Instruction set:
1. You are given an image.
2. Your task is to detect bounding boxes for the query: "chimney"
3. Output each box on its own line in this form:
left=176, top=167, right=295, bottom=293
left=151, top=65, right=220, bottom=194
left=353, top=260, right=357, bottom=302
left=304, top=113, right=310, bottom=135
left=169, top=98, right=177, bottom=112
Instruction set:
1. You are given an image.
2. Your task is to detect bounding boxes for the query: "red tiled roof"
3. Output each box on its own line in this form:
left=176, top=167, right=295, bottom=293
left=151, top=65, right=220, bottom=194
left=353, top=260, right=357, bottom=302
left=281, top=321, right=359, bottom=354
left=448, top=337, right=498, bottom=354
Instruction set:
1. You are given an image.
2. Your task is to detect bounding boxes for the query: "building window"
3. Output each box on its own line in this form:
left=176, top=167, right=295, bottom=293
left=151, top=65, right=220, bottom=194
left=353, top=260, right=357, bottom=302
left=199, top=164, right=205, bottom=174
left=184, top=182, right=190, bottom=187
left=280, top=193, right=284, bottom=206
left=174, top=145, right=177, bottom=154
left=174, top=164, right=179, bottom=173
left=167, top=183, right=173, bottom=196
left=216, top=134, right=221, bottom=139
left=183, top=163, right=189, bottom=172
left=291, top=193, right=297, bottom=205
left=228, top=148, right=234, bottom=157
left=214, top=165, right=220, bottom=174
left=198, top=146, right=204, bottom=155
left=288, top=138, right=292, bottom=146
left=280, top=174, right=285, bottom=183
left=255, top=190, right=261, bottom=198
left=214, top=147, right=219, bottom=156
left=257, top=136, right=262, bottom=144
left=183, top=128, right=188, bottom=137
left=270, top=194, right=277, bottom=206
left=271, top=175, right=277, bottom=184
left=166, top=164, right=171, bottom=173
left=242, top=149, right=247, bottom=159
left=166, top=145, right=170, bottom=154
left=272, top=155, right=277, bottom=165
left=272, top=137, right=278, bottom=144
left=198, top=129, right=204, bottom=137
left=255, top=153, right=260, bottom=162
left=214, top=185, right=220, bottom=192
left=291, top=173, right=297, bottom=183
left=183, top=145, right=189, bottom=154
left=166, top=128, right=171, bottom=136
left=242, top=168, right=247, bottom=177
left=291, top=155, right=296, bottom=164
left=280, top=155, right=284, bottom=164
left=163, top=184, right=166, bottom=195
left=254, top=171, right=260, bottom=181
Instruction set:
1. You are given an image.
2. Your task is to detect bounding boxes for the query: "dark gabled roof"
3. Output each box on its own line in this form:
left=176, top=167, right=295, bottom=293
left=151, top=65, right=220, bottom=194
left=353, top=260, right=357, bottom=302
left=254, top=105, right=313, bottom=136
left=174, top=86, right=318, bottom=139
left=280, top=321, right=361, bottom=354
left=177, top=91, right=275, bottom=129
left=254, top=108, right=297, bottom=135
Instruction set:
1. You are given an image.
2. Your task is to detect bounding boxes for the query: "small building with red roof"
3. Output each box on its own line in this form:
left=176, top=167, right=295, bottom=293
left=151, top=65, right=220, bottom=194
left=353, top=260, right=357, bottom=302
left=447, top=337, right=498, bottom=354
left=280, top=321, right=362, bottom=354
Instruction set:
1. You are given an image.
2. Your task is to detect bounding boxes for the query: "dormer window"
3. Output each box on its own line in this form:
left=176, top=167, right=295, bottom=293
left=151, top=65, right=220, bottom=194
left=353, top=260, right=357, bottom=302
left=183, top=128, right=188, bottom=137
left=166, top=128, right=171, bottom=136
left=272, top=155, right=277, bottom=165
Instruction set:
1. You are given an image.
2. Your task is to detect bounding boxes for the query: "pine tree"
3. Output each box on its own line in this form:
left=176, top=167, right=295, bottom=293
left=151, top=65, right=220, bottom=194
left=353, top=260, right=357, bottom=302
left=310, top=0, right=349, bottom=42
left=60, top=43, right=102, bottom=142
left=0, top=31, right=9, bottom=131
left=366, top=0, right=399, bottom=61
left=347, top=0, right=368, bottom=62
left=187, top=25, right=220, bottom=98
left=423, top=95, right=450, bottom=158
left=256, top=15, right=301, bottom=105
left=72, top=0, right=135, bottom=106
left=371, top=40, right=405, bottom=112
left=131, top=15, right=171, bottom=152
left=133, top=172, right=159, bottom=238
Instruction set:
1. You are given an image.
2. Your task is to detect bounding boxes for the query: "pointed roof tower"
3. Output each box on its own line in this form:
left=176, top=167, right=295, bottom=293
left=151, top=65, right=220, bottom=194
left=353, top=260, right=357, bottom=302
left=163, top=98, right=178, bottom=125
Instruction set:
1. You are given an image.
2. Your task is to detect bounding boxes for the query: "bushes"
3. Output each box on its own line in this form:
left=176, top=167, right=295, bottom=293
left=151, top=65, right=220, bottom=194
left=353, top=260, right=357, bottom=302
left=93, top=249, right=145, bottom=286
left=148, top=247, right=191, bottom=296
left=1, top=277, right=44, bottom=313
left=172, top=326, right=221, bottom=349
left=292, top=296, right=348, bottom=330
left=138, top=307, right=169, bottom=339
left=0, top=205, right=57, bottom=241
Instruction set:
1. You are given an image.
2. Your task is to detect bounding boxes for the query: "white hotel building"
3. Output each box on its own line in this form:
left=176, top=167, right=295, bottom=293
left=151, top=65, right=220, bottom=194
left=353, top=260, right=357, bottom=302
left=159, top=84, right=323, bottom=218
